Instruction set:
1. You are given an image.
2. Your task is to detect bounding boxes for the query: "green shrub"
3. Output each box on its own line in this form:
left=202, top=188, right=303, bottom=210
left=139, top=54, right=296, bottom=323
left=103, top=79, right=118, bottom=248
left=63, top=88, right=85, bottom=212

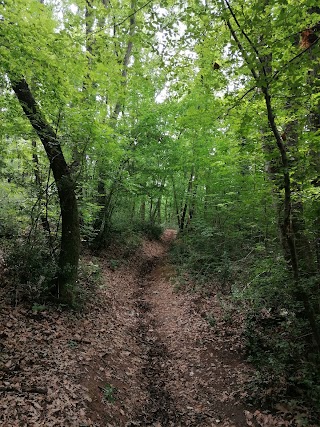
left=133, top=221, right=164, bottom=240
left=64, top=257, right=103, bottom=310
left=6, top=235, right=57, bottom=303
left=241, top=259, right=320, bottom=417
left=169, top=224, right=320, bottom=419
left=121, top=231, right=142, bottom=257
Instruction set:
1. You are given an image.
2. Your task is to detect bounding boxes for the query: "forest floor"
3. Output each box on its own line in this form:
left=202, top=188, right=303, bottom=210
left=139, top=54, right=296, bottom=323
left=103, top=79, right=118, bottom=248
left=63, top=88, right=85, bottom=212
left=0, top=230, right=298, bottom=426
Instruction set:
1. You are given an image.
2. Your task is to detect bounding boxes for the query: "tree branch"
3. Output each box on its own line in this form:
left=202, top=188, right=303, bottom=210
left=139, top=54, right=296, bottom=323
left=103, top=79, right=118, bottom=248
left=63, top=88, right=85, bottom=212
left=115, top=0, right=153, bottom=28
left=271, top=37, right=320, bottom=82
left=224, top=0, right=267, bottom=78
left=224, top=19, right=259, bottom=81
left=218, top=85, right=256, bottom=119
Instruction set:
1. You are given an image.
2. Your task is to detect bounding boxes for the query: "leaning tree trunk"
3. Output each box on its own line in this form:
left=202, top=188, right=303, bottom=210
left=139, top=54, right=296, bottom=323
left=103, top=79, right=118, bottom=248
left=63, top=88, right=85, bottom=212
left=11, top=77, right=80, bottom=305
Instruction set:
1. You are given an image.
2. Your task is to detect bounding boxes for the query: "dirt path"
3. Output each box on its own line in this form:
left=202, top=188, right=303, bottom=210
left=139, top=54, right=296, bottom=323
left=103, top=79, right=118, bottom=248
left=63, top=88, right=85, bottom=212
left=0, top=230, right=256, bottom=426
left=128, top=236, right=248, bottom=426
left=84, top=230, right=251, bottom=427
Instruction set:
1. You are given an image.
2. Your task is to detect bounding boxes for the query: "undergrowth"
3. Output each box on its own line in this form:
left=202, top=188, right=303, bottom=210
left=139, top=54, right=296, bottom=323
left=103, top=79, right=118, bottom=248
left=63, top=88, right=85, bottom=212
left=3, top=232, right=104, bottom=310
left=90, top=219, right=163, bottom=252
left=169, top=224, right=320, bottom=423
left=132, top=221, right=163, bottom=241
left=5, top=234, right=57, bottom=305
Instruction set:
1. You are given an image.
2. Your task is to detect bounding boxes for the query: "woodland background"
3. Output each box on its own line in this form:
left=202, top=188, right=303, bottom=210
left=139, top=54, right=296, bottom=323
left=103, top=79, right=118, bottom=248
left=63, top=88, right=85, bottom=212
left=0, top=0, right=320, bottom=422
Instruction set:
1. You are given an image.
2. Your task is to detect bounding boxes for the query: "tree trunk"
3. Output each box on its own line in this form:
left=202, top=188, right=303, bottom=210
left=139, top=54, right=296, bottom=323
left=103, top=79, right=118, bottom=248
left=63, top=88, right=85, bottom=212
left=93, top=178, right=115, bottom=248
left=306, top=17, right=320, bottom=272
left=262, top=74, right=320, bottom=352
left=112, top=0, right=136, bottom=119
left=224, top=4, right=320, bottom=349
left=156, top=197, right=161, bottom=223
left=93, top=0, right=136, bottom=238
left=140, top=199, right=146, bottom=222
left=180, top=168, right=195, bottom=232
left=11, top=77, right=80, bottom=305
left=171, top=177, right=181, bottom=230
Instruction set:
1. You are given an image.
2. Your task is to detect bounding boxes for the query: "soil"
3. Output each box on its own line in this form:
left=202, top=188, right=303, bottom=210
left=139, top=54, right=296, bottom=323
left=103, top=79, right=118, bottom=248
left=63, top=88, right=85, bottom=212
left=0, top=230, right=299, bottom=426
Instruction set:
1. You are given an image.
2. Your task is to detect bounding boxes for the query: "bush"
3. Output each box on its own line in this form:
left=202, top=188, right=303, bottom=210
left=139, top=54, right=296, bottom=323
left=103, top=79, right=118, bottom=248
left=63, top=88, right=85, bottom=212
left=169, top=224, right=320, bottom=419
left=70, top=257, right=103, bottom=309
left=241, top=259, right=320, bottom=418
left=168, top=227, right=235, bottom=293
left=133, top=221, right=164, bottom=240
left=0, top=181, right=29, bottom=239
left=121, top=231, right=142, bottom=257
left=6, top=235, right=57, bottom=304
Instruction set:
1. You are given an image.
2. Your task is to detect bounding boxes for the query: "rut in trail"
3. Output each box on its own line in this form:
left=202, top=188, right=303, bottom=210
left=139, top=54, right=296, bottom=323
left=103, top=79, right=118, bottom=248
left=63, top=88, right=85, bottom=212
left=126, top=231, right=249, bottom=427
left=130, top=255, right=181, bottom=426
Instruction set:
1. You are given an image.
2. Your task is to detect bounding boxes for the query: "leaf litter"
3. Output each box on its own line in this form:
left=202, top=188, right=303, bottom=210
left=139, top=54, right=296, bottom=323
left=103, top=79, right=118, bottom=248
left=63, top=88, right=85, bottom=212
left=0, top=230, right=313, bottom=426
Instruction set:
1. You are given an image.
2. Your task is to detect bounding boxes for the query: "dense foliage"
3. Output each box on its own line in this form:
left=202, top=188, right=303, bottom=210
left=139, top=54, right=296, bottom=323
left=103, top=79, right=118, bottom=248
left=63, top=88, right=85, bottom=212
left=0, top=0, right=319, bottom=420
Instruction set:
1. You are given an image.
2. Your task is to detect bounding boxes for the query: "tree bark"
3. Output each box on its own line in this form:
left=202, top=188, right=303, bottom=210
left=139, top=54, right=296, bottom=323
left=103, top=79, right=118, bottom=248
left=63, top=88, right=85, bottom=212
left=171, top=177, right=181, bottom=230
left=180, top=168, right=195, bottom=232
left=11, top=77, right=80, bottom=305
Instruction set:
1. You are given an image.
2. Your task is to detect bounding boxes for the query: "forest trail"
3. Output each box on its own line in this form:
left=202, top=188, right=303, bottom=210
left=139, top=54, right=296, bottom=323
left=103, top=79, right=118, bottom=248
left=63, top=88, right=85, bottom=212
left=84, top=229, right=251, bottom=427
left=0, top=230, right=255, bottom=426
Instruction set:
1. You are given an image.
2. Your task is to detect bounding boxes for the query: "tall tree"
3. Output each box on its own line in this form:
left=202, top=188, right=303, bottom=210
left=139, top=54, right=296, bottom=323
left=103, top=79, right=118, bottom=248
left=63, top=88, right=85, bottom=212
left=0, top=0, right=85, bottom=303
left=11, top=78, right=80, bottom=304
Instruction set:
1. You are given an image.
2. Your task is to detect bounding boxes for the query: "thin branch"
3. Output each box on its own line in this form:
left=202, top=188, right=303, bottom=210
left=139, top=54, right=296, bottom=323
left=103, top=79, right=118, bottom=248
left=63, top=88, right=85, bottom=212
left=225, top=19, right=259, bottom=80
left=115, top=0, right=153, bottom=28
left=271, top=37, right=320, bottom=82
left=218, top=85, right=256, bottom=119
left=224, top=0, right=320, bottom=85
left=89, top=0, right=153, bottom=39
left=221, top=6, right=320, bottom=120
left=224, top=0, right=267, bottom=78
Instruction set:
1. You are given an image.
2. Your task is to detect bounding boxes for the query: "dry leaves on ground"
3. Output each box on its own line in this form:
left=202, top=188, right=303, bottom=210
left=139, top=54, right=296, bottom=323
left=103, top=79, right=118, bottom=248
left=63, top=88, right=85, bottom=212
left=0, top=231, right=313, bottom=426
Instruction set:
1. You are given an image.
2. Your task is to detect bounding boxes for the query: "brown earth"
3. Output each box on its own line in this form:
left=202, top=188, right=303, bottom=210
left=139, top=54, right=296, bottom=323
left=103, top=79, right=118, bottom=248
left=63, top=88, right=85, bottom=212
left=0, top=230, right=299, bottom=426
